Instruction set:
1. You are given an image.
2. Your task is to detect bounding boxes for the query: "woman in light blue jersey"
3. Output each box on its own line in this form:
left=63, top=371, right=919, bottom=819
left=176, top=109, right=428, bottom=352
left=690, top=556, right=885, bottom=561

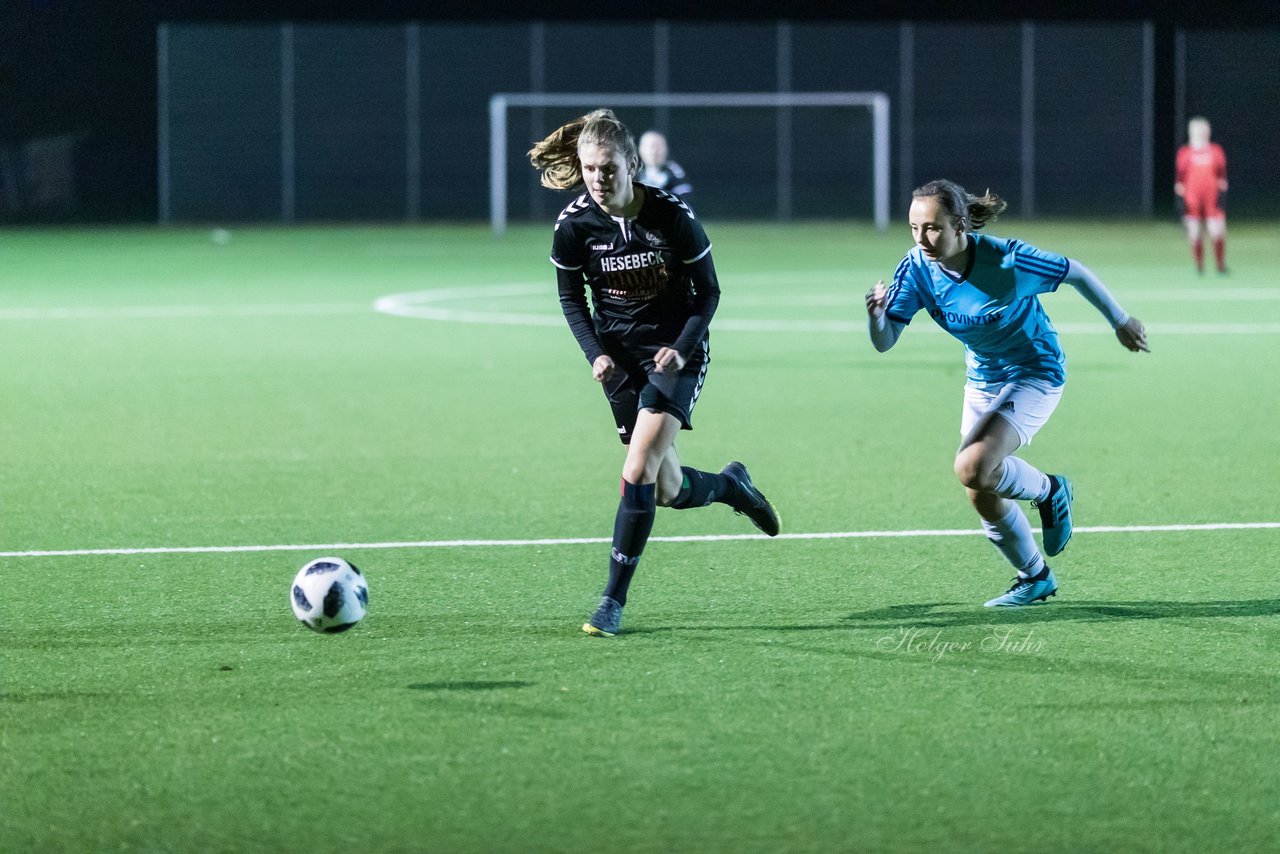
left=866, top=179, right=1148, bottom=607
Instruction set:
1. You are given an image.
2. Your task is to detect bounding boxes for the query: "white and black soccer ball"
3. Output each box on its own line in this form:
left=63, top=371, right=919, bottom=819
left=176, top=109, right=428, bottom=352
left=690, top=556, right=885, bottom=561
left=290, top=557, right=368, bottom=633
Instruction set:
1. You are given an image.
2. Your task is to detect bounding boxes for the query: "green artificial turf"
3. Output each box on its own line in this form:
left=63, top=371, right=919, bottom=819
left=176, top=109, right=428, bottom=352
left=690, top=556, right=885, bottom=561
left=1, top=221, right=1277, bottom=852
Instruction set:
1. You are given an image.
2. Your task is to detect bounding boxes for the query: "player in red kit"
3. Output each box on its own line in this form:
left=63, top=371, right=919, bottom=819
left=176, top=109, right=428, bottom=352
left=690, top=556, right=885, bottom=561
left=1175, top=116, right=1228, bottom=274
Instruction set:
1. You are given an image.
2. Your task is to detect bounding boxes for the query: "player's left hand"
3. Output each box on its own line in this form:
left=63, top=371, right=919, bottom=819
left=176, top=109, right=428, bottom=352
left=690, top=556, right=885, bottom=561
left=1116, top=316, right=1149, bottom=353
left=653, top=347, right=686, bottom=374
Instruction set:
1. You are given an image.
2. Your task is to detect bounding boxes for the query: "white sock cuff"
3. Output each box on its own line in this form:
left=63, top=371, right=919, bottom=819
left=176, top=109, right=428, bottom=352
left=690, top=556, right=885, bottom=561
left=995, top=457, right=1050, bottom=502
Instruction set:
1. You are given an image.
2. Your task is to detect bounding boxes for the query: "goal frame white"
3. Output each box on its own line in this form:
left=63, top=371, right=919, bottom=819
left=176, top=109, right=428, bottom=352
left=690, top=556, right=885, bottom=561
left=489, top=91, right=891, bottom=235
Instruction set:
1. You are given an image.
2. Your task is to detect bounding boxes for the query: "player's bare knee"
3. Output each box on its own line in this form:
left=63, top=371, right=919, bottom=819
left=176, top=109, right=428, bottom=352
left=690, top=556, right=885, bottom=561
left=952, top=450, right=977, bottom=491
left=621, top=458, right=648, bottom=485
left=953, top=450, right=992, bottom=491
left=622, top=450, right=663, bottom=486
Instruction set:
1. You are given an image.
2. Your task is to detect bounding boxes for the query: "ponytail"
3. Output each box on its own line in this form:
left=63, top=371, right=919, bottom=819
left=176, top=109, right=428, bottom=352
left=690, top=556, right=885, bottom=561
left=913, top=179, right=1007, bottom=231
left=528, top=108, right=639, bottom=190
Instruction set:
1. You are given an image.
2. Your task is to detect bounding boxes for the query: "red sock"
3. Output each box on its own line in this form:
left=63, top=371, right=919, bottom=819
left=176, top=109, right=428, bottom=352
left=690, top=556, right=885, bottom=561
left=1213, top=238, right=1226, bottom=272
left=1192, top=240, right=1204, bottom=272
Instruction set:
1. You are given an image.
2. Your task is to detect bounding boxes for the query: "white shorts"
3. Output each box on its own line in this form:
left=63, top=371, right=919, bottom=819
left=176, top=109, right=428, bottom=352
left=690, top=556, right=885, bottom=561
left=960, top=380, right=1063, bottom=449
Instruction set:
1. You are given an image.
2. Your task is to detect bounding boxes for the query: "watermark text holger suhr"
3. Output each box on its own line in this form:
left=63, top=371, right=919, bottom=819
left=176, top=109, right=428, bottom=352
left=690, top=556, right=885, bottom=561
left=876, top=626, right=1047, bottom=662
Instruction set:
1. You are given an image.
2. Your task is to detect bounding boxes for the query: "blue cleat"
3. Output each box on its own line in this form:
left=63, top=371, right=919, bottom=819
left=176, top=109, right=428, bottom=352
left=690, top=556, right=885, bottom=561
left=721, top=461, right=781, bottom=537
left=984, top=566, right=1058, bottom=607
left=582, top=596, right=623, bottom=637
left=1033, top=474, right=1074, bottom=556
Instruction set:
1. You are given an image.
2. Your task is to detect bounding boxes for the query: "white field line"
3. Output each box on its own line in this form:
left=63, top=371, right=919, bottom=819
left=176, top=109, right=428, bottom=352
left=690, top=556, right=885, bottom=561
left=0, top=303, right=369, bottom=321
left=726, top=273, right=1280, bottom=301
left=373, top=284, right=1280, bottom=334
left=1123, top=288, right=1280, bottom=301
left=733, top=287, right=1280, bottom=304
left=3, top=283, right=1279, bottom=328
left=2, top=522, right=1276, bottom=558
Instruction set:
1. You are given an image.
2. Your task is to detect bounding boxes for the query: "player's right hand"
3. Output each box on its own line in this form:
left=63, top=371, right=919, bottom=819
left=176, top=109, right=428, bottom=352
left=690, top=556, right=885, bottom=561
left=866, top=280, right=888, bottom=318
left=592, top=354, right=616, bottom=383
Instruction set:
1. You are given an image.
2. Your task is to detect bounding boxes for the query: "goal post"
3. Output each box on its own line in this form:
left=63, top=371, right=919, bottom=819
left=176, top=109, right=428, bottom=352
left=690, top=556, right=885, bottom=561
left=490, top=91, right=891, bottom=235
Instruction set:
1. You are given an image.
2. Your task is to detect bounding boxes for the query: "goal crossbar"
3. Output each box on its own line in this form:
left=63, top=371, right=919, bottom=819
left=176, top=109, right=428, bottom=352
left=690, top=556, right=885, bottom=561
left=489, top=91, right=891, bottom=234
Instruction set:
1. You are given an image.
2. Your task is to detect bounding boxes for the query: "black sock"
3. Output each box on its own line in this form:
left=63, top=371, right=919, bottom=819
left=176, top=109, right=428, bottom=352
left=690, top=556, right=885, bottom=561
left=667, top=466, right=738, bottom=510
left=603, top=479, right=656, bottom=607
left=1025, top=563, right=1052, bottom=582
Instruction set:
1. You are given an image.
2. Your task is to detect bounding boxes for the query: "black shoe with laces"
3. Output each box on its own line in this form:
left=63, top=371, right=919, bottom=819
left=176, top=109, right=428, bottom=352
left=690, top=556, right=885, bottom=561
left=582, top=595, right=623, bottom=637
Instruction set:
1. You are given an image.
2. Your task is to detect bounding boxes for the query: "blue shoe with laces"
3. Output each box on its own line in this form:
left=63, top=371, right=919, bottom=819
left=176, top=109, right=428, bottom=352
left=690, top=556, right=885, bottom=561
left=984, top=566, right=1058, bottom=607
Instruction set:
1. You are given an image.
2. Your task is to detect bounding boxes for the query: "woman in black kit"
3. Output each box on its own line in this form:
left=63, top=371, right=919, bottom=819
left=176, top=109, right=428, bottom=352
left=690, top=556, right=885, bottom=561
left=529, top=109, right=779, bottom=637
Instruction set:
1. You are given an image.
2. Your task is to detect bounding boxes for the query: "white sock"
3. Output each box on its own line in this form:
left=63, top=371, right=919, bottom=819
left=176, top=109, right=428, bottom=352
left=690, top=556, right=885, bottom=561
left=993, top=456, right=1050, bottom=502
left=982, top=502, right=1045, bottom=578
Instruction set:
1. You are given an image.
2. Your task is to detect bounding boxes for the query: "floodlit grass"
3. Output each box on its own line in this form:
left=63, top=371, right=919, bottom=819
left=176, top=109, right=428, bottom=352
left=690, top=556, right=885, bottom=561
left=2, top=221, right=1278, bottom=852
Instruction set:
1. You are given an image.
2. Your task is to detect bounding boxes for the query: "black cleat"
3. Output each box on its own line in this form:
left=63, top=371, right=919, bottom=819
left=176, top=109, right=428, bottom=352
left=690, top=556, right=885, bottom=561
left=582, top=596, right=623, bottom=637
left=721, top=461, right=781, bottom=537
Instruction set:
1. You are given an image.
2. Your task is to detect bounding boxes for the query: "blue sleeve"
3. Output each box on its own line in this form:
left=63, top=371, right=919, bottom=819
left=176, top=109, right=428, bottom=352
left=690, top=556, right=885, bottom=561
left=1010, top=239, right=1069, bottom=296
left=884, top=254, right=924, bottom=325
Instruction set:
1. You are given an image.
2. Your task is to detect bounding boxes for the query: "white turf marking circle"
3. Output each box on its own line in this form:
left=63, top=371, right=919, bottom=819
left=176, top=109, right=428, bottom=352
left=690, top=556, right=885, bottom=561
left=373, top=284, right=1280, bottom=334
left=2, top=521, right=1276, bottom=558
left=374, top=283, right=561, bottom=327
left=2, top=282, right=1277, bottom=332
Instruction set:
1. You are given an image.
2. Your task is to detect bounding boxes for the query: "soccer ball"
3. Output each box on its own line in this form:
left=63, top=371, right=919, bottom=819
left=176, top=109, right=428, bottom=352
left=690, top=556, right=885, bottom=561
left=290, top=557, right=368, bottom=633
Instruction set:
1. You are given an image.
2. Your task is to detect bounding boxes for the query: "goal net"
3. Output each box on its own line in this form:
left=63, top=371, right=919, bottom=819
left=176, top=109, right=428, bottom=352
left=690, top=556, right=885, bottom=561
left=490, top=92, right=890, bottom=235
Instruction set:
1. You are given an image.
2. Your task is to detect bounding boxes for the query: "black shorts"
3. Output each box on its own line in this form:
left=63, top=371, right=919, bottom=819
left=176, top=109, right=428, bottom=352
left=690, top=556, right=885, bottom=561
left=602, top=342, right=709, bottom=445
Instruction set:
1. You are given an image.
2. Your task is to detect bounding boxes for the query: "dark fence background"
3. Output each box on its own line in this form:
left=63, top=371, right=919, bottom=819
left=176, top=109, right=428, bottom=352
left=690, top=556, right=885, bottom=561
left=3, top=6, right=1277, bottom=223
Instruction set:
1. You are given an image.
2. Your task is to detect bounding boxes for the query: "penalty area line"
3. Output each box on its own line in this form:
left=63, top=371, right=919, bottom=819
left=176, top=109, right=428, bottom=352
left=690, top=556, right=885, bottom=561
left=1, top=522, right=1277, bottom=558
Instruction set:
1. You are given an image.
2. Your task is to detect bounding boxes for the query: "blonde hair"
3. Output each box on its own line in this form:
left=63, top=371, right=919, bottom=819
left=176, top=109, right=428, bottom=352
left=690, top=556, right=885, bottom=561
left=913, top=179, right=1007, bottom=231
left=528, top=108, right=639, bottom=190
left=1187, top=115, right=1212, bottom=145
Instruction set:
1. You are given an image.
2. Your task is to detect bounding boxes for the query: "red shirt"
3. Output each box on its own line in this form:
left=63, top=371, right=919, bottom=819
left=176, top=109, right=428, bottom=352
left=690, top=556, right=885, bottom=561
left=1176, top=143, right=1227, bottom=197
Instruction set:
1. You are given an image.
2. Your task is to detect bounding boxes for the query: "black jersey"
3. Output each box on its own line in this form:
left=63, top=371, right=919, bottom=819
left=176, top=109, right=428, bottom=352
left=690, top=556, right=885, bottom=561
left=550, top=185, right=717, bottom=365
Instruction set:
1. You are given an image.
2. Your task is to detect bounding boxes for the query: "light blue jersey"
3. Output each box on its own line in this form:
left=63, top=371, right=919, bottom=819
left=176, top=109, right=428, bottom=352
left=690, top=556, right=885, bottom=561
left=885, top=233, right=1070, bottom=388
